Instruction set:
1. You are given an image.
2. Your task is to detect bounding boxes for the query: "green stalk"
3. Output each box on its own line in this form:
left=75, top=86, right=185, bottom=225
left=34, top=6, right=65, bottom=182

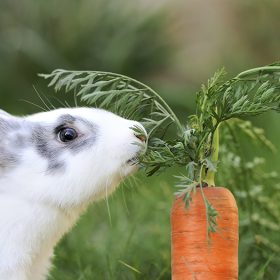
left=236, top=66, right=280, bottom=78
left=205, top=123, right=219, bottom=186
left=198, top=88, right=209, bottom=181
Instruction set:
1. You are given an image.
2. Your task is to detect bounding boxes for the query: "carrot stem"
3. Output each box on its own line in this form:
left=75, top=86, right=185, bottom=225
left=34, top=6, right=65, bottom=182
left=205, top=123, right=220, bottom=186
left=236, top=65, right=280, bottom=78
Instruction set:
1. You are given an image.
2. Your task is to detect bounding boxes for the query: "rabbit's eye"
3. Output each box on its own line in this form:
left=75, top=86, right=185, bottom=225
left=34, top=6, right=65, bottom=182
left=59, top=128, right=78, bottom=142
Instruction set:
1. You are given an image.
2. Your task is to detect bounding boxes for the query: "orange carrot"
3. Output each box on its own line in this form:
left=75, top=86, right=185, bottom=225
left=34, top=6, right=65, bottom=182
left=171, top=187, right=239, bottom=280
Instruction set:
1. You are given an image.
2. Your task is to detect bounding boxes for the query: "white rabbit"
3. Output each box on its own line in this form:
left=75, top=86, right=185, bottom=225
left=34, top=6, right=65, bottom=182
left=0, top=107, right=147, bottom=280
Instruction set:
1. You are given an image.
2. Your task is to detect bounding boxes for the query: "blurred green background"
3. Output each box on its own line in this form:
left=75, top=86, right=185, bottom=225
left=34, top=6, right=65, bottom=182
left=0, top=0, right=279, bottom=279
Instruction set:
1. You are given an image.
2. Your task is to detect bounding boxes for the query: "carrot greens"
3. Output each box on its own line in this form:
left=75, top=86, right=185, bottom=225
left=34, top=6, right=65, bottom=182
left=40, top=63, right=280, bottom=234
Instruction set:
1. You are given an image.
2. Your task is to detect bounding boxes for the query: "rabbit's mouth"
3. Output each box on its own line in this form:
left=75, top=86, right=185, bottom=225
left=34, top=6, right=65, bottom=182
left=126, top=156, right=139, bottom=166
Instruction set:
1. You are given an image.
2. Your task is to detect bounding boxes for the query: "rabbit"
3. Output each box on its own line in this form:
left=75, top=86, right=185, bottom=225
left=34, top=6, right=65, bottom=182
left=0, top=107, right=147, bottom=280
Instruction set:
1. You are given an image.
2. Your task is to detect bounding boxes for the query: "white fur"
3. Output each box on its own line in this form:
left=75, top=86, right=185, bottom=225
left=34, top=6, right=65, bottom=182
left=0, top=108, right=146, bottom=280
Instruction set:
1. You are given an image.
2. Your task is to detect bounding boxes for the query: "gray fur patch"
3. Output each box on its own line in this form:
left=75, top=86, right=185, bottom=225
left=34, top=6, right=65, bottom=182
left=47, top=160, right=66, bottom=174
left=0, top=112, right=98, bottom=175
left=0, top=117, right=21, bottom=131
left=0, top=116, right=29, bottom=172
left=31, top=114, right=98, bottom=174
left=0, top=147, right=19, bottom=169
left=54, top=114, right=98, bottom=153
left=56, top=114, right=76, bottom=125
left=31, top=125, right=65, bottom=174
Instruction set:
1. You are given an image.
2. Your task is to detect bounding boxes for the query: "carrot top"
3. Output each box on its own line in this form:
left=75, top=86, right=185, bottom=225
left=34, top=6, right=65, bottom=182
left=40, top=62, right=280, bottom=233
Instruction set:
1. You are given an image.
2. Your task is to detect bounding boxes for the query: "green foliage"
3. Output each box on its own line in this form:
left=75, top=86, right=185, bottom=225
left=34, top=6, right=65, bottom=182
left=218, top=123, right=280, bottom=279
left=228, top=118, right=276, bottom=152
left=39, top=70, right=184, bottom=137
left=41, top=63, right=280, bottom=238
